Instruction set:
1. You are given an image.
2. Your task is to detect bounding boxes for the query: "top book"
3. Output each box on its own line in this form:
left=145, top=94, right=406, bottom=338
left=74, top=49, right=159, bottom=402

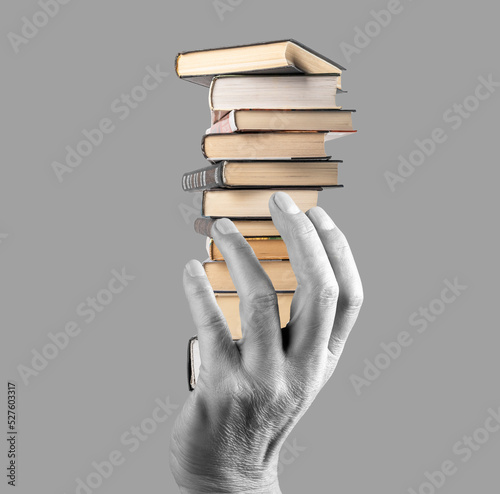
left=175, top=39, right=345, bottom=90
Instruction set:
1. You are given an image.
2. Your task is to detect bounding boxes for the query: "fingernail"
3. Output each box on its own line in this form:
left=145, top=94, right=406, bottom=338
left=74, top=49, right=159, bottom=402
left=307, top=207, right=336, bottom=231
left=273, top=192, right=301, bottom=214
left=186, top=260, right=205, bottom=277
left=215, top=218, right=239, bottom=235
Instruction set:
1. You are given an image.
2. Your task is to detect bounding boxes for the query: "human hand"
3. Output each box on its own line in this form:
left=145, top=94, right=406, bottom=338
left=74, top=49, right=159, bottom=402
left=170, top=191, right=363, bottom=494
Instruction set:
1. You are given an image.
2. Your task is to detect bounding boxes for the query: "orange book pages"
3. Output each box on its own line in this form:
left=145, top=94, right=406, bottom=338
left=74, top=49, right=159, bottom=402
left=204, top=260, right=296, bottom=291
left=215, top=292, right=294, bottom=340
left=195, top=218, right=280, bottom=238
left=208, top=237, right=289, bottom=261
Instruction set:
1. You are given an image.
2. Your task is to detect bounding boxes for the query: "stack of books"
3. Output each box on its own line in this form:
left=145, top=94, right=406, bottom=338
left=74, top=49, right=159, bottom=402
left=176, top=40, right=356, bottom=388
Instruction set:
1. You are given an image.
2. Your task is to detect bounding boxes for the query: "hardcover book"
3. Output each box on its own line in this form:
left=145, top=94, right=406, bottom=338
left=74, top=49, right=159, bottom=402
left=207, top=109, right=355, bottom=133
left=202, top=132, right=354, bottom=161
left=215, top=292, right=294, bottom=339
left=209, top=74, right=340, bottom=112
left=194, top=218, right=280, bottom=238
left=201, top=188, right=320, bottom=218
left=175, top=39, right=345, bottom=89
left=204, top=260, right=297, bottom=291
left=207, top=237, right=289, bottom=261
left=182, top=160, right=340, bottom=191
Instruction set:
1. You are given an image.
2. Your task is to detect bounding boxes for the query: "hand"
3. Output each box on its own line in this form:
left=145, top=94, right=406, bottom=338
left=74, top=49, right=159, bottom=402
left=170, top=192, right=363, bottom=494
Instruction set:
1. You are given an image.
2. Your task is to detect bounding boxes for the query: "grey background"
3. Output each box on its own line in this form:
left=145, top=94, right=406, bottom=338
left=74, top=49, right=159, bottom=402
left=1, top=1, right=499, bottom=492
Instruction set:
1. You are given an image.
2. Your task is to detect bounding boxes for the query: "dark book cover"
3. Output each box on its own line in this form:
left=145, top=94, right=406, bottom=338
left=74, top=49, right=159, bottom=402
left=194, top=217, right=217, bottom=238
left=182, top=163, right=223, bottom=191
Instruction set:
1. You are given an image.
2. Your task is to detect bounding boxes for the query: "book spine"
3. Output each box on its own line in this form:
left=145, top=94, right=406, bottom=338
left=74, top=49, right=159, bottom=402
left=206, top=237, right=215, bottom=260
left=201, top=135, right=208, bottom=160
left=211, top=110, right=230, bottom=126
left=206, top=111, right=238, bottom=134
left=182, top=164, right=224, bottom=191
left=208, top=76, right=218, bottom=111
left=188, top=336, right=199, bottom=391
left=174, top=53, right=181, bottom=77
left=194, top=217, right=217, bottom=237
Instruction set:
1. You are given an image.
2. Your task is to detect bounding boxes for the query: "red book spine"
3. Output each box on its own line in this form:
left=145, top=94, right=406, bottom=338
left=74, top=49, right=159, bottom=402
left=206, top=111, right=237, bottom=134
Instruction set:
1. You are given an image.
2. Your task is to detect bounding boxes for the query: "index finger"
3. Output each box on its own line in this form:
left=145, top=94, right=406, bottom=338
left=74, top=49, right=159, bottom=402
left=211, top=218, right=284, bottom=369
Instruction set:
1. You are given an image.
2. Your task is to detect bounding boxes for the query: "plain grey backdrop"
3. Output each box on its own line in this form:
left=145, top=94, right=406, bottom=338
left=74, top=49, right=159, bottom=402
left=1, top=1, right=499, bottom=492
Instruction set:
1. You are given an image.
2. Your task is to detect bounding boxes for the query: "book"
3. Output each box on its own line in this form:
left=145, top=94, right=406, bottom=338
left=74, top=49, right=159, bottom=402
left=175, top=39, right=345, bottom=90
left=182, top=160, right=340, bottom=191
left=202, top=188, right=320, bottom=218
left=188, top=336, right=200, bottom=391
left=215, top=291, right=294, bottom=339
left=207, top=237, right=289, bottom=261
left=179, top=40, right=358, bottom=392
left=194, top=218, right=280, bottom=237
left=209, top=74, right=340, bottom=112
left=188, top=290, right=295, bottom=388
left=207, top=109, right=355, bottom=134
left=204, top=260, right=296, bottom=291
left=202, top=132, right=354, bottom=161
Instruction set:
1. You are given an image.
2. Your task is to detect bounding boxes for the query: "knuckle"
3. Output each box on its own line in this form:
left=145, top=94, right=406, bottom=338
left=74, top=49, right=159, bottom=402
left=199, top=311, right=224, bottom=329
left=288, top=215, right=316, bottom=240
left=329, top=333, right=347, bottom=356
left=314, top=281, right=339, bottom=307
left=242, top=288, right=277, bottom=309
left=225, top=237, right=253, bottom=256
left=342, top=287, right=364, bottom=313
left=267, top=382, right=295, bottom=408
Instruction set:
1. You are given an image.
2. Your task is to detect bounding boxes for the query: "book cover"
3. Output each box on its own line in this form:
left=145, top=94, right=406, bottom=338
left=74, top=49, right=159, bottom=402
left=175, top=39, right=346, bottom=88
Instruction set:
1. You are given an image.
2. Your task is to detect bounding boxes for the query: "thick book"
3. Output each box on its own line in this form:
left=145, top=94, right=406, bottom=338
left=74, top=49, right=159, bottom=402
left=188, top=290, right=294, bottom=389
left=202, top=188, right=320, bottom=218
left=175, top=39, right=345, bottom=90
left=217, top=292, right=293, bottom=340
left=182, top=160, right=340, bottom=191
left=202, top=132, right=354, bottom=161
left=207, top=237, right=289, bottom=261
left=204, top=260, right=296, bottom=291
left=194, top=218, right=280, bottom=237
left=207, top=109, right=355, bottom=134
left=209, top=74, right=340, bottom=112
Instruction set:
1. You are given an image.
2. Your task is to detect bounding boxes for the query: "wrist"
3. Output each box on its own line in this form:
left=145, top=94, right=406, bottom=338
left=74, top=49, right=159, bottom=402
left=178, top=480, right=281, bottom=494
left=171, top=437, right=282, bottom=493
left=172, top=459, right=281, bottom=494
